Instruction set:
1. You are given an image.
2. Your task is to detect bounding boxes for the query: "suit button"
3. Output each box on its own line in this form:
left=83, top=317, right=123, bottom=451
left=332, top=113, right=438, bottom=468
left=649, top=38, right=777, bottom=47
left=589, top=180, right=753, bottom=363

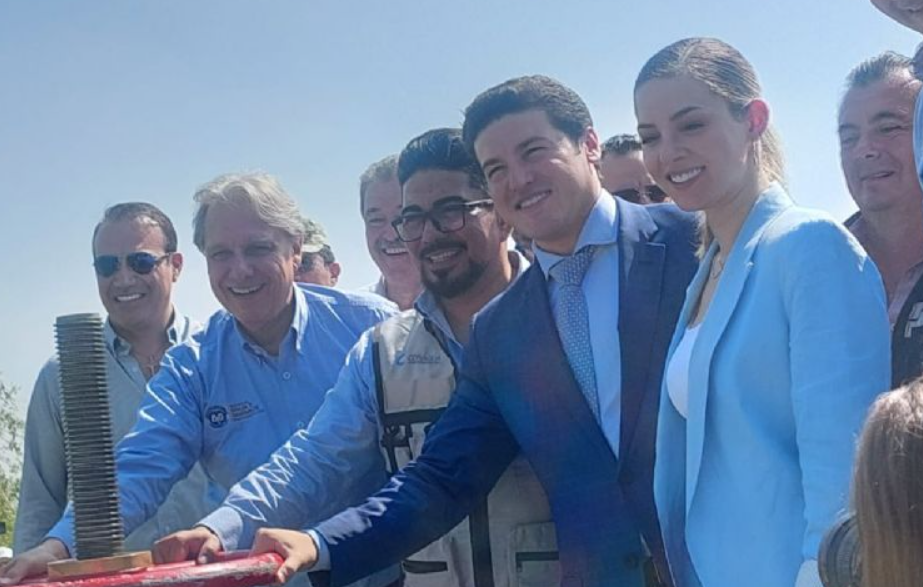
left=624, top=554, right=640, bottom=569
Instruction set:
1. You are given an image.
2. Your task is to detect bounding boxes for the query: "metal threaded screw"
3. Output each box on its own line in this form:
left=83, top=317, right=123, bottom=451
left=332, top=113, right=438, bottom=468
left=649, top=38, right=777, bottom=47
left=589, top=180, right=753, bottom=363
left=55, top=313, right=125, bottom=560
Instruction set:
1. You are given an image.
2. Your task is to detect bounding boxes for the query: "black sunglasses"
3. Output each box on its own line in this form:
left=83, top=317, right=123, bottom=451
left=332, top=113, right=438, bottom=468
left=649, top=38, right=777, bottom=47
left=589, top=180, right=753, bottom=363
left=391, top=199, right=494, bottom=242
left=612, top=185, right=668, bottom=204
left=94, top=252, right=172, bottom=278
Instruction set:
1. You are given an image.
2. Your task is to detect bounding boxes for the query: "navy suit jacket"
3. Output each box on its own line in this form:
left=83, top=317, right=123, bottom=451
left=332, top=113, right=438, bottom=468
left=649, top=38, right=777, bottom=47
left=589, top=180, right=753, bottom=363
left=315, top=200, right=698, bottom=587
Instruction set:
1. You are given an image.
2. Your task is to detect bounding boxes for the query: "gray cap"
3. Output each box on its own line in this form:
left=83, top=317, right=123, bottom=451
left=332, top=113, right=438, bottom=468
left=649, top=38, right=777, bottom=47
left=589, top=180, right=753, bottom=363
left=301, top=217, right=330, bottom=254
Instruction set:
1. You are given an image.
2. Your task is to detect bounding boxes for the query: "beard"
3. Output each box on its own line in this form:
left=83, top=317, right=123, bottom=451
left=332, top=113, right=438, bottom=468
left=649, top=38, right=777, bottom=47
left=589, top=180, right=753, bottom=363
left=422, top=260, right=486, bottom=299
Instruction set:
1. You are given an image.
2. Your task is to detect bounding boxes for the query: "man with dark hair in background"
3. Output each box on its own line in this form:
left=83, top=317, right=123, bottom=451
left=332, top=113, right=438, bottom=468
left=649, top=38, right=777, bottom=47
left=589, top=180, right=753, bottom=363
left=841, top=51, right=923, bottom=385
left=599, top=134, right=668, bottom=205
left=359, top=155, right=423, bottom=309
left=14, top=202, right=213, bottom=554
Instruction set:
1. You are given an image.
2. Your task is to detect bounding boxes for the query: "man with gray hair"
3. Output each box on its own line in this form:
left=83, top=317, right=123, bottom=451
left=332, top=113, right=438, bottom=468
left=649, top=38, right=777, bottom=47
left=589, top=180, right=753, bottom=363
left=359, top=155, right=422, bottom=309
left=840, top=51, right=923, bottom=385
left=0, top=172, right=397, bottom=586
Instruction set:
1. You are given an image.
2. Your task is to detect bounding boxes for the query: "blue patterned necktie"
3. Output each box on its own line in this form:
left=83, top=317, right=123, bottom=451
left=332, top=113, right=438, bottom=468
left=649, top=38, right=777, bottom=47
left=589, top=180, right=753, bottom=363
left=550, top=245, right=600, bottom=422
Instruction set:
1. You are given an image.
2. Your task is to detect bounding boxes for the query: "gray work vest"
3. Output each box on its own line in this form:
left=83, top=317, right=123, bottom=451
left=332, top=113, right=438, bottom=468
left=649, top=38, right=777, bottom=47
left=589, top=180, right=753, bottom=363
left=371, top=311, right=560, bottom=587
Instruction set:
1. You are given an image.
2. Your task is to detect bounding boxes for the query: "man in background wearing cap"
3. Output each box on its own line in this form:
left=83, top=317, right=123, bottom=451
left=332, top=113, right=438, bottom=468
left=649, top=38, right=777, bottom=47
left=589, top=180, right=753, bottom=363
left=296, top=217, right=341, bottom=287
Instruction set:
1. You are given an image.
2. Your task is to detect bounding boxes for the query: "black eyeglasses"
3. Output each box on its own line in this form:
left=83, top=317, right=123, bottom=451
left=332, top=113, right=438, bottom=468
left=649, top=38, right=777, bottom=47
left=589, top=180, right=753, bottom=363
left=93, top=252, right=172, bottom=278
left=612, top=185, right=668, bottom=204
left=391, top=199, right=494, bottom=242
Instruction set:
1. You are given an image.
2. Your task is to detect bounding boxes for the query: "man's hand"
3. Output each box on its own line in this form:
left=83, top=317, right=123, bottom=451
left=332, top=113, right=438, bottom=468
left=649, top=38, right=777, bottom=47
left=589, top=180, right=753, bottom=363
left=250, top=528, right=318, bottom=585
left=0, top=539, right=69, bottom=586
left=153, top=526, right=223, bottom=565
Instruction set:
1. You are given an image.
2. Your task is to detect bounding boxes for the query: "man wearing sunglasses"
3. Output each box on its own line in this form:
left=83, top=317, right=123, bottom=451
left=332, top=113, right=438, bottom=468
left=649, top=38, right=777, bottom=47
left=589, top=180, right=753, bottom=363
left=13, top=202, right=213, bottom=557
left=152, top=129, right=556, bottom=587
left=0, top=174, right=397, bottom=587
left=599, top=134, right=669, bottom=205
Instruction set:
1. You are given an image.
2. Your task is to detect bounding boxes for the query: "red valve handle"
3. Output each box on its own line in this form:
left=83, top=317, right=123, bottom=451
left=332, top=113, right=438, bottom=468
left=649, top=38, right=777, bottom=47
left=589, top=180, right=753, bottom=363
left=14, top=551, right=284, bottom=587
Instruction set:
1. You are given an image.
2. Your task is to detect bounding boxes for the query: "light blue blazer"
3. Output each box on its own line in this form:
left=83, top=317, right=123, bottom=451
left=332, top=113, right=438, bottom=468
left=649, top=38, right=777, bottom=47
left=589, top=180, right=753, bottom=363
left=654, top=184, right=891, bottom=587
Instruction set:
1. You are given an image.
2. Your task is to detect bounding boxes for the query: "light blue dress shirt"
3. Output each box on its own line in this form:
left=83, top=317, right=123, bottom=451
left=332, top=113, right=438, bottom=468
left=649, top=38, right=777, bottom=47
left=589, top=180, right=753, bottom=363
left=199, top=252, right=528, bottom=572
left=533, top=193, right=622, bottom=456
left=46, top=285, right=396, bottom=553
left=199, top=288, right=464, bottom=550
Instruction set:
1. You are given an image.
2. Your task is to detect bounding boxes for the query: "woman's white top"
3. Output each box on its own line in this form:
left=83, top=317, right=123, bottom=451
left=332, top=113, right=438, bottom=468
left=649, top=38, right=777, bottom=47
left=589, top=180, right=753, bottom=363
left=665, top=324, right=701, bottom=419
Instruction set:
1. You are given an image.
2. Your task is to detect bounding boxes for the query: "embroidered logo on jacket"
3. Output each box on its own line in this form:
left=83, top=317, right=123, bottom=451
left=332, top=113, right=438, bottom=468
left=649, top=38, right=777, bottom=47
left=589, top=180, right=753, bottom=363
left=205, top=401, right=263, bottom=428
left=206, top=406, right=228, bottom=428
left=395, top=351, right=443, bottom=366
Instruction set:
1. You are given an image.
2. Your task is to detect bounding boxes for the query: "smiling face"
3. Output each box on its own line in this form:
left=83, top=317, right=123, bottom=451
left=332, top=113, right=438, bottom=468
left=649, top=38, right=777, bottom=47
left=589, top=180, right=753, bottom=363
left=362, top=177, right=421, bottom=290
left=401, top=169, right=508, bottom=299
left=871, top=0, right=923, bottom=32
left=475, top=109, right=601, bottom=255
left=635, top=75, right=760, bottom=214
left=839, top=71, right=922, bottom=214
left=202, top=202, right=298, bottom=339
left=94, top=217, right=182, bottom=334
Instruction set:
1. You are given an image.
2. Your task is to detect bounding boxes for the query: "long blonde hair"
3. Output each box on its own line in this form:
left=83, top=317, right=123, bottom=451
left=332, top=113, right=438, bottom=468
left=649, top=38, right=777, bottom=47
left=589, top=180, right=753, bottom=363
left=634, top=38, right=786, bottom=255
left=854, top=378, right=923, bottom=587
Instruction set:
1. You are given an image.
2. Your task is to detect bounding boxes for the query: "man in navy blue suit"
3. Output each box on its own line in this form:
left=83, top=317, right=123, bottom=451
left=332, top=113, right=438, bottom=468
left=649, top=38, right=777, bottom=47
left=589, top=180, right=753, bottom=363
left=255, top=75, right=699, bottom=587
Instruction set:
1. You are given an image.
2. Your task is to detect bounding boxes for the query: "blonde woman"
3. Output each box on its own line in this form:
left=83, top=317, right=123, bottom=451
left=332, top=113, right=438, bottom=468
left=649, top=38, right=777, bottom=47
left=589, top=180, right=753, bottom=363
left=634, top=38, right=891, bottom=587
left=854, top=378, right=923, bottom=587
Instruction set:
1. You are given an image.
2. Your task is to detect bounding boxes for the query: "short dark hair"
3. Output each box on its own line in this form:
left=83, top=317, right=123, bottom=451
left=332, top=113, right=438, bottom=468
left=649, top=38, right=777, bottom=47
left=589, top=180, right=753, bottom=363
left=601, top=134, right=642, bottom=157
left=845, top=51, right=914, bottom=91
left=397, top=128, right=487, bottom=193
left=92, top=202, right=178, bottom=254
left=462, top=75, right=593, bottom=153
left=359, top=154, right=399, bottom=213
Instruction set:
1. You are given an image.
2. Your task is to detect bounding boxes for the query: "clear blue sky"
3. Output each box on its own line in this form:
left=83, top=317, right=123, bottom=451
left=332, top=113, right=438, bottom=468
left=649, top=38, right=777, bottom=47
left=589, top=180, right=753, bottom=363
left=0, top=0, right=917, bottom=415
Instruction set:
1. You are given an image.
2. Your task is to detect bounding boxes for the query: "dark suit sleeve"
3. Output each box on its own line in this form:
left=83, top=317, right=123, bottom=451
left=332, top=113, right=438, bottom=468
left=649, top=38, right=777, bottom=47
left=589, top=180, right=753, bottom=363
left=313, top=322, right=520, bottom=587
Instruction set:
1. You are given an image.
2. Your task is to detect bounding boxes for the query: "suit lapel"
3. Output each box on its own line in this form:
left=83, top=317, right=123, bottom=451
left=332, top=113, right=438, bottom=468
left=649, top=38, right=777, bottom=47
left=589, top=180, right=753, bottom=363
left=616, top=201, right=666, bottom=459
left=520, top=266, right=616, bottom=459
left=684, top=185, right=793, bottom=513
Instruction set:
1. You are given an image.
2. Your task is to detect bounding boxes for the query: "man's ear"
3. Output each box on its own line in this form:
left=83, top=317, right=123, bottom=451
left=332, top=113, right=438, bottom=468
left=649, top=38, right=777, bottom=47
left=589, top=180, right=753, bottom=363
left=329, top=262, right=342, bottom=286
left=291, top=237, right=304, bottom=271
left=170, top=252, right=184, bottom=283
left=582, top=127, right=602, bottom=164
left=745, top=99, right=770, bottom=139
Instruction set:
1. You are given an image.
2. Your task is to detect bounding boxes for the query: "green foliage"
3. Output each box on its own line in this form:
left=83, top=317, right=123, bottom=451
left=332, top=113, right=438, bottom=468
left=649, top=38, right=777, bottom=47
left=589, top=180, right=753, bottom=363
left=0, top=375, right=23, bottom=549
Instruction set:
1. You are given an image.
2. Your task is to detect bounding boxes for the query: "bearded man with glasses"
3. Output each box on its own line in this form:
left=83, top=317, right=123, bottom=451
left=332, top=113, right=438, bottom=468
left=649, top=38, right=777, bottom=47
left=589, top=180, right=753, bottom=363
left=13, top=202, right=214, bottom=555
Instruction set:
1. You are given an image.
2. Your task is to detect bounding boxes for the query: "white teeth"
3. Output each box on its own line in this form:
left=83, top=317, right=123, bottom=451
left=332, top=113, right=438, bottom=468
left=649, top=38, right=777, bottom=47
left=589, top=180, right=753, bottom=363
left=383, top=246, right=407, bottom=255
left=115, top=294, right=142, bottom=302
left=427, top=250, right=459, bottom=263
left=669, top=168, right=703, bottom=184
left=229, top=285, right=262, bottom=295
left=519, top=191, right=549, bottom=210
